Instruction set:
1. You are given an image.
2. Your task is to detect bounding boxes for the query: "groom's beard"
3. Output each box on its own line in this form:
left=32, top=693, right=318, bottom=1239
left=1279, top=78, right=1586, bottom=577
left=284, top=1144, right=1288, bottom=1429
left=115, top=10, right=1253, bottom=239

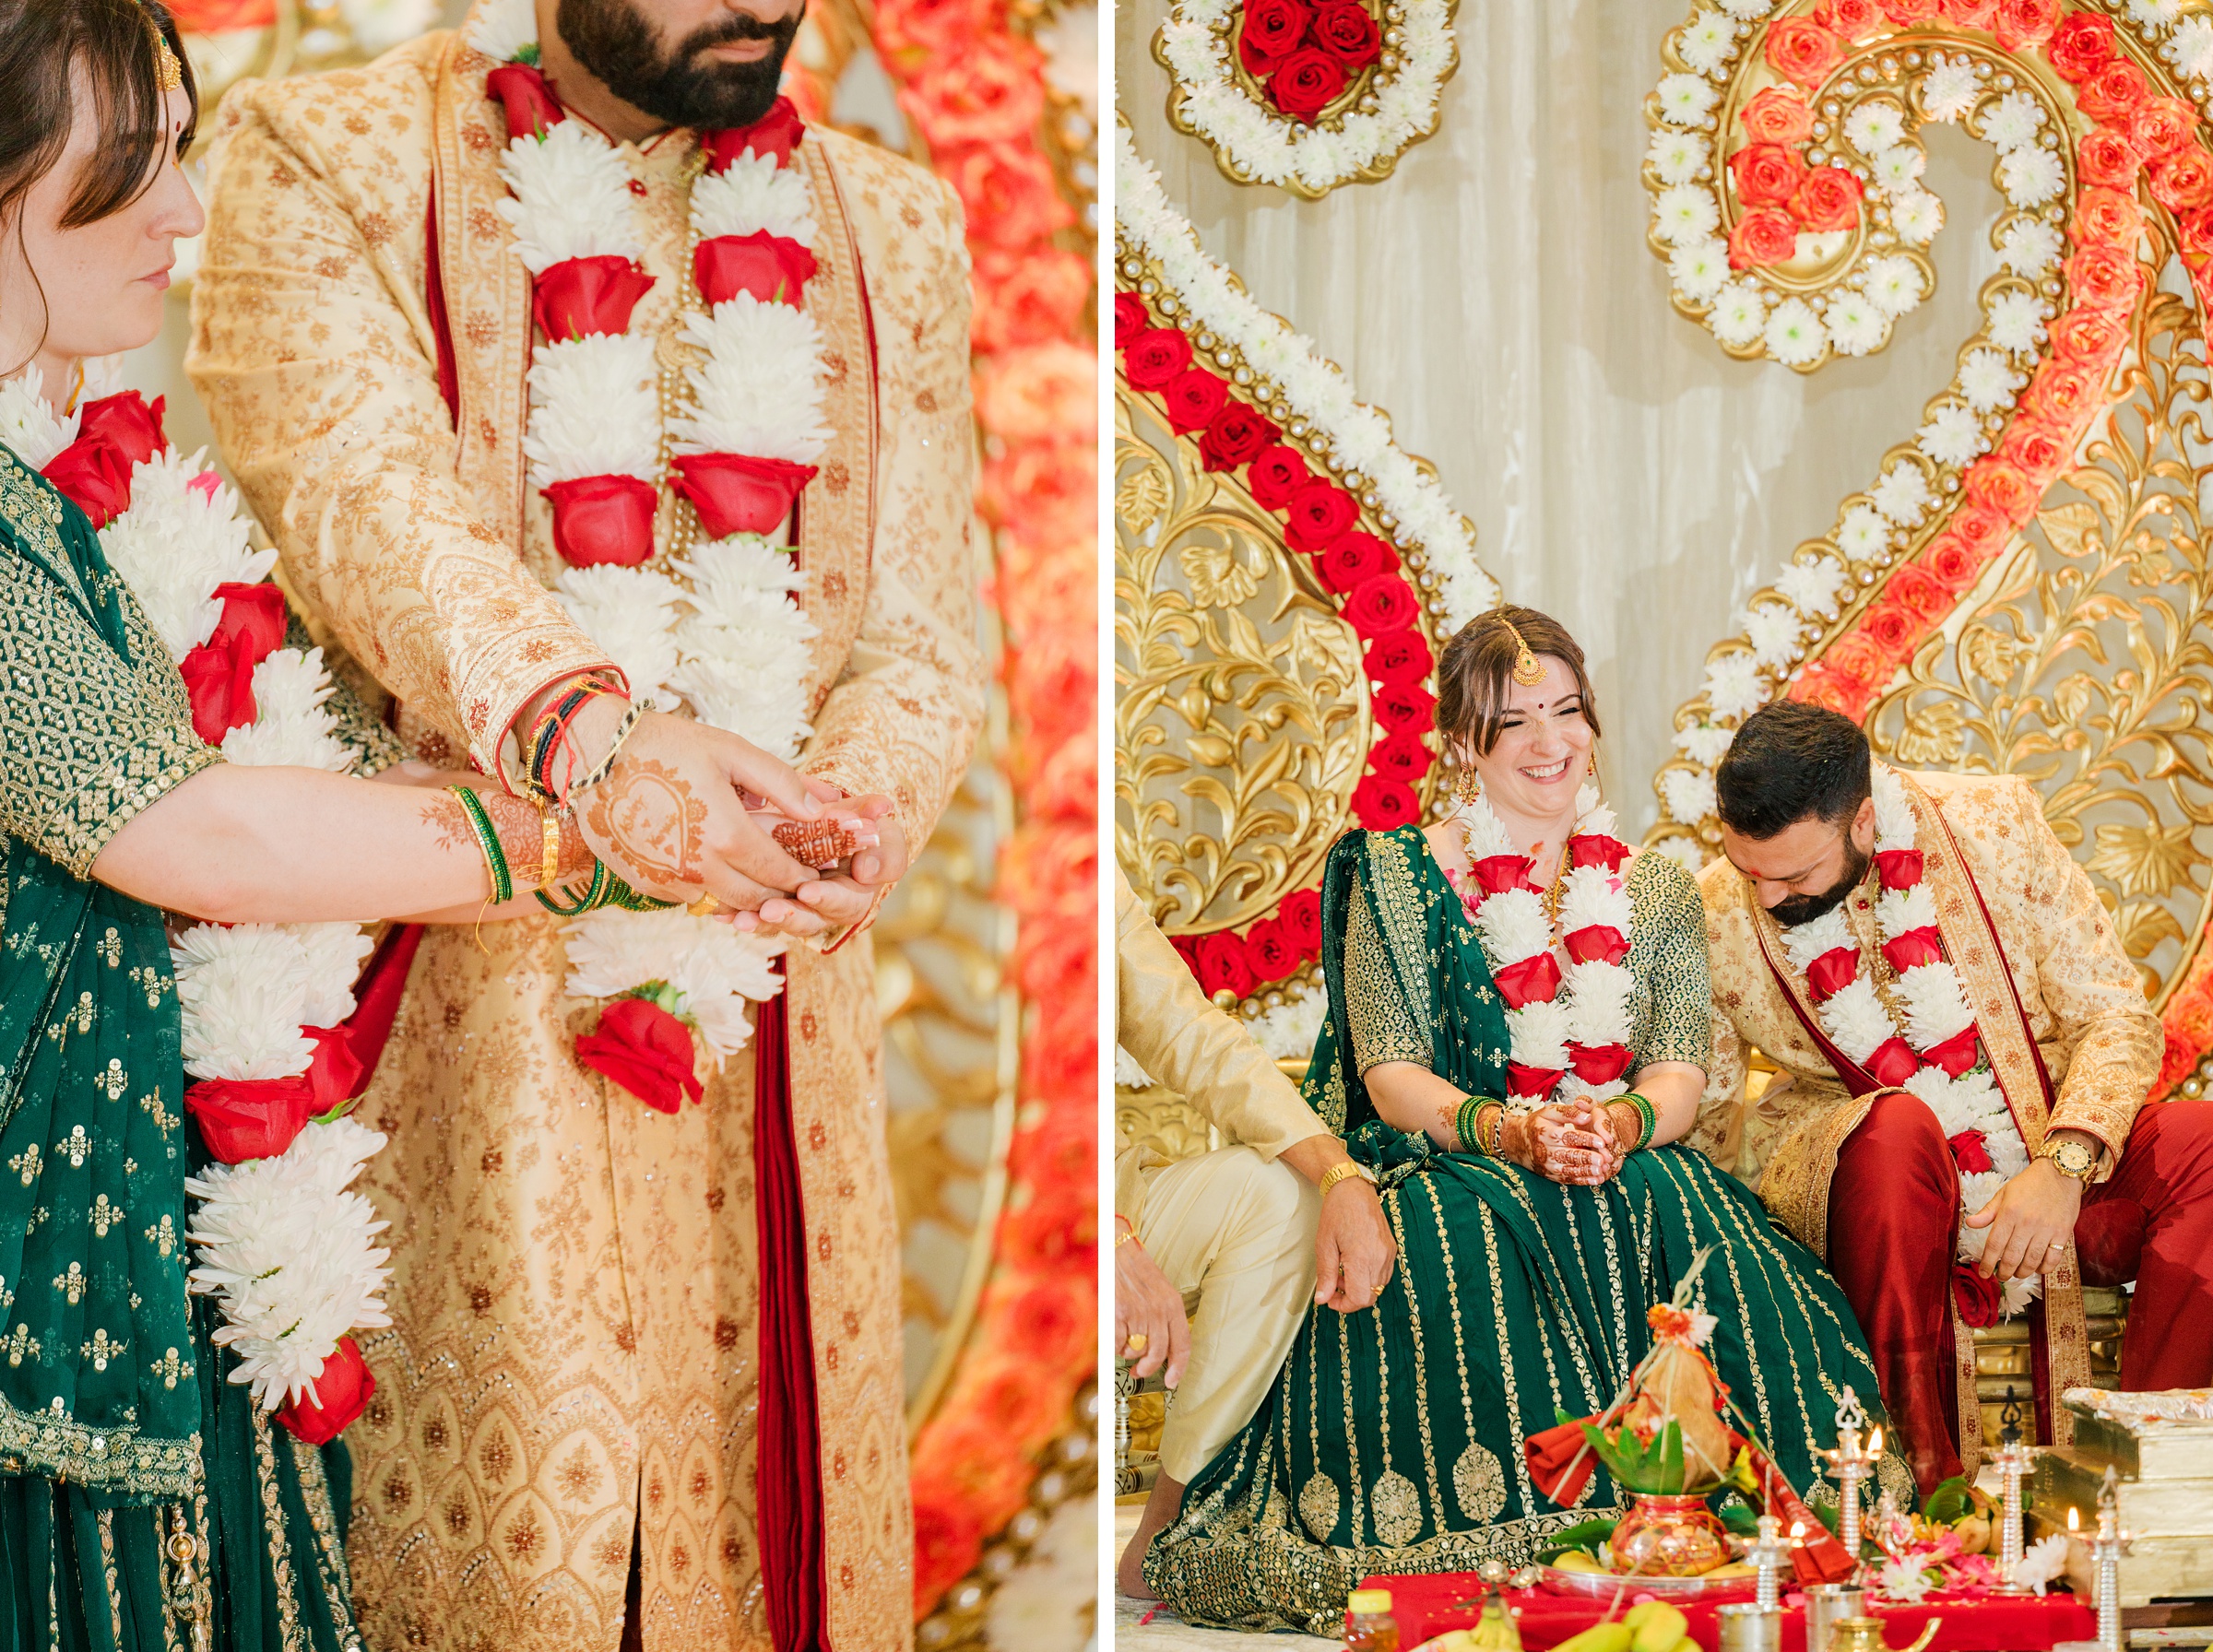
left=1764, top=835, right=1873, bottom=928
left=557, top=0, right=802, bottom=131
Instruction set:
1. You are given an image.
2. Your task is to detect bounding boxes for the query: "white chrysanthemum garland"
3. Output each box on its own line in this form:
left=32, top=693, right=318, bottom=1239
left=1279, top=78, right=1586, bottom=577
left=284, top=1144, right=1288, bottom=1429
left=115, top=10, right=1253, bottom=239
left=1449, top=783, right=1638, bottom=1113
left=1114, top=125, right=1496, bottom=629
left=1775, top=766, right=2036, bottom=1320
left=474, top=0, right=815, bottom=1068
left=5, top=366, right=392, bottom=1422
left=1155, top=0, right=1455, bottom=196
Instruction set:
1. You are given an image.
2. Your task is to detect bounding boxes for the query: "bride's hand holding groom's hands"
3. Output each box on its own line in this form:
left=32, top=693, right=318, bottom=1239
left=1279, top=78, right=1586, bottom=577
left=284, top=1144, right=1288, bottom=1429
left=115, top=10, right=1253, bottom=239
left=1510, top=1099, right=1620, bottom=1185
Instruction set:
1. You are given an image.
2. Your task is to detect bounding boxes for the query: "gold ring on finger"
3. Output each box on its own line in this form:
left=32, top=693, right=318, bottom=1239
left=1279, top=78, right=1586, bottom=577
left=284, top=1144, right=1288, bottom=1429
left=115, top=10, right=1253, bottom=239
left=1123, top=1331, right=1149, bottom=1355
left=686, top=891, right=721, bottom=917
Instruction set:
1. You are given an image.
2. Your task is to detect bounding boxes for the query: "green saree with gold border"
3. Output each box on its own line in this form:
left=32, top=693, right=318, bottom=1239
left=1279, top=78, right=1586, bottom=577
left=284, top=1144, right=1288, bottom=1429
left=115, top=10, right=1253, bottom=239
left=1144, top=827, right=1887, bottom=1634
left=0, top=444, right=362, bottom=1651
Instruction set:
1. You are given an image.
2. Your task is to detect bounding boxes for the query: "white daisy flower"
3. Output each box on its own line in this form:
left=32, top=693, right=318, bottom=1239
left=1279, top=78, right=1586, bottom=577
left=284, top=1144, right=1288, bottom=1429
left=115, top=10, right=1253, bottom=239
left=1917, top=403, right=1983, bottom=467
left=1871, top=461, right=1935, bottom=526
left=1648, top=128, right=1711, bottom=187
left=2176, top=16, right=2213, bottom=81
left=2012, top=1535, right=2070, bottom=1597
left=1774, top=555, right=1848, bottom=618
left=1863, top=254, right=1926, bottom=317
left=1872, top=143, right=1927, bottom=192
left=1999, top=218, right=2064, bottom=277
left=1844, top=101, right=1907, bottom=156
left=1980, top=90, right=2044, bottom=155
left=1920, top=60, right=1981, bottom=124
left=1837, top=504, right=1892, bottom=560
left=1659, top=73, right=1720, bottom=125
left=1959, top=348, right=2017, bottom=412
left=1675, top=722, right=1737, bottom=765
left=1476, top=888, right=1551, bottom=965
left=1998, top=147, right=2065, bottom=209
left=1670, top=238, right=1734, bottom=303
left=1678, top=10, right=1738, bottom=77
left=1985, top=289, right=2048, bottom=357
left=1745, top=601, right=1805, bottom=667
left=1705, top=651, right=1766, bottom=721
left=1765, top=297, right=1826, bottom=366
left=1889, top=188, right=1945, bottom=246
left=0, top=364, right=77, bottom=468
left=1653, top=838, right=1709, bottom=876
left=1827, top=292, right=1889, bottom=356
left=1660, top=766, right=1720, bottom=825
left=1710, top=280, right=1769, bottom=348
left=1655, top=184, right=1722, bottom=244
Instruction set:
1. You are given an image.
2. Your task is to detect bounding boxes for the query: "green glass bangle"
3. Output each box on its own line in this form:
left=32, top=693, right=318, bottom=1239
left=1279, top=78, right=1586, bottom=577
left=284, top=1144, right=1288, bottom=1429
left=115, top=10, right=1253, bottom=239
left=1623, top=1091, right=1657, bottom=1153
left=1453, top=1096, right=1485, bottom=1156
left=602, top=869, right=677, bottom=912
left=449, top=785, right=512, bottom=904
left=534, top=859, right=609, bottom=917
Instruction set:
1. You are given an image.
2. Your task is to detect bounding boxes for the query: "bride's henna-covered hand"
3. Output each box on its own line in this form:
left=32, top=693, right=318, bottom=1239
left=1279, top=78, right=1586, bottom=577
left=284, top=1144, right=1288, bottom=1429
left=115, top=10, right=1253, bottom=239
left=1508, top=1101, right=1617, bottom=1186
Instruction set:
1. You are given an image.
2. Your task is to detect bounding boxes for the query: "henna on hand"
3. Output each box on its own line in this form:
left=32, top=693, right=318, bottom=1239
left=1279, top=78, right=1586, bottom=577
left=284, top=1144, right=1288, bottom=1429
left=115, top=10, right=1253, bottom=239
left=584, top=756, right=708, bottom=887
left=480, top=793, right=592, bottom=888
left=769, top=816, right=870, bottom=870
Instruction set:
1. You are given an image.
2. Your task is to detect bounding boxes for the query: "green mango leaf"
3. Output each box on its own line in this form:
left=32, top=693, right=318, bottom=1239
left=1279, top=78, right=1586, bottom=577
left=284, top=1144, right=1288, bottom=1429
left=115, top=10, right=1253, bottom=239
left=1923, top=1476, right=1972, bottom=1526
left=1661, top=1422, right=1685, bottom=1494
left=1717, top=1502, right=1760, bottom=1536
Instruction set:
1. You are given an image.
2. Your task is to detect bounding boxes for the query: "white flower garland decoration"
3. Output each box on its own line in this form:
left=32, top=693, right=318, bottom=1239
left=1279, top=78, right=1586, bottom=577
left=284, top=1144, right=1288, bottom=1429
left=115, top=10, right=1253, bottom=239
left=4, top=363, right=394, bottom=1415
left=1155, top=0, right=1455, bottom=197
left=1450, top=783, right=1638, bottom=1112
left=1775, top=766, right=2036, bottom=1318
left=474, top=0, right=811, bottom=1057
left=1115, top=124, right=1496, bottom=629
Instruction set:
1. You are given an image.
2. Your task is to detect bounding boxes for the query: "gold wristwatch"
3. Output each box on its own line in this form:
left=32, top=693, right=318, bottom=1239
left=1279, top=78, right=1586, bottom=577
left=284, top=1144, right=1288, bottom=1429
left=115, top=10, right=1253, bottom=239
left=1317, top=1160, right=1377, bottom=1198
left=2040, top=1135, right=2099, bottom=1183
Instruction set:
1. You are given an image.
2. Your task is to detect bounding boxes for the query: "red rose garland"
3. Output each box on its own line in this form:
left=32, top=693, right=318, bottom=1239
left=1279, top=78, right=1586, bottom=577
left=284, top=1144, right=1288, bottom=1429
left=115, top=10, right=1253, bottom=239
left=1234, top=0, right=1380, bottom=124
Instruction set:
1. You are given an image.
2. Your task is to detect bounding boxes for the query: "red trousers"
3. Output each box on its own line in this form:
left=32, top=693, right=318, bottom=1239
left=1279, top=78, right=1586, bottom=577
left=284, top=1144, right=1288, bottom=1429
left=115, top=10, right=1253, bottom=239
left=1826, top=1095, right=2213, bottom=1493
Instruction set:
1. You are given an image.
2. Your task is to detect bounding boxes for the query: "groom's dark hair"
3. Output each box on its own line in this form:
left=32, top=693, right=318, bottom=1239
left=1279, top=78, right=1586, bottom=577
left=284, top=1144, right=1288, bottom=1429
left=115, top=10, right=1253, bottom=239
left=1715, top=702, right=1871, bottom=841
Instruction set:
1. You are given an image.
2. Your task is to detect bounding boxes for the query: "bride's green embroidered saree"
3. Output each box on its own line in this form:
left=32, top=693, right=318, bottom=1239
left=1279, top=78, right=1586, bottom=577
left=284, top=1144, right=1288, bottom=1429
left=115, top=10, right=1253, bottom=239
left=1145, top=827, right=1888, bottom=1634
left=0, top=446, right=361, bottom=1651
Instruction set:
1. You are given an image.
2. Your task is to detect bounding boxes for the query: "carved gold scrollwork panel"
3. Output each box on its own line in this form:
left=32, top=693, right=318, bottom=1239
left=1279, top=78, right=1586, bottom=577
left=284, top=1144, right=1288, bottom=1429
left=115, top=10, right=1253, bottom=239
left=1866, top=273, right=2213, bottom=1009
left=1116, top=386, right=1375, bottom=934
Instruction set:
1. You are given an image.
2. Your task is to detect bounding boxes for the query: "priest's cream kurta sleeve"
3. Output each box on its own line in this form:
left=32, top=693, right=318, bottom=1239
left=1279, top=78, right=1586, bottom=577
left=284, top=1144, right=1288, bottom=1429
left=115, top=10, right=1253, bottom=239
left=187, top=68, right=612, bottom=771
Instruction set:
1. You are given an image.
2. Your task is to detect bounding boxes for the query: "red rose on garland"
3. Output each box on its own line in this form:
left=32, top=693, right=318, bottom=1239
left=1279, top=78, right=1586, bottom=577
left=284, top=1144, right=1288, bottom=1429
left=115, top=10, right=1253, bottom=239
left=1352, top=773, right=1418, bottom=830
left=1859, top=599, right=1914, bottom=657
left=77, top=391, right=165, bottom=466
left=486, top=62, right=561, bottom=140
left=1728, top=142, right=1809, bottom=209
left=1268, top=47, right=1348, bottom=124
left=1246, top=443, right=1311, bottom=510
left=1738, top=87, right=1814, bottom=148
left=1947, top=1128, right=1995, bottom=1176
left=1123, top=325, right=1193, bottom=390
left=692, top=232, right=817, bottom=308
left=1952, top=1263, right=2001, bottom=1329
left=534, top=254, right=658, bottom=339
left=1280, top=888, right=1323, bottom=956
left=2150, top=148, right=2213, bottom=214
left=1364, top=628, right=1432, bottom=685
left=1283, top=478, right=1360, bottom=554
left=1763, top=18, right=1842, bottom=88
left=277, top=1336, right=375, bottom=1445
left=1238, top=0, right=1311, bottom=74
left=1373, top=680, right=1435, bottom=731
left=1343, top=571, right=1420, bottom=636
left=2077, top=129, right=2141, bottom=190
left=670, top=452, right=817, bottom=539
left=1367, top=732, right=1432, bottom=780
left=543, top=475, right=660, bottom=567
left=706, top=97, right=807, bottom=167
left=1200, top=401, right=1280, bottom=471
left=2043, top=9, right=2114, bottom=82
left=1319, top=531, right=1391, bottom=593
left=1788, top=165, right=1863, bottom=233
left=1196, top=932, right=1258, bottom=1000
left=1244, top=918, right=1298, bottom=981
left=1114, top=291, right=1151, bottom=346
left=1728, top=208, right=1800, bottom=271
left=2077, top=57, right=2150, bottom=127
left=1162, top=367, right=1230, bottom=434
left=1309, top=1, right=1380, bottom=70
left=1992, top=0, right=2059, bottom=53
left=2130, top=97, right=2196, bottom=162
left=184, top=1076, right=316, bottom=1164
left=574, top=997, right=704, bottom=1114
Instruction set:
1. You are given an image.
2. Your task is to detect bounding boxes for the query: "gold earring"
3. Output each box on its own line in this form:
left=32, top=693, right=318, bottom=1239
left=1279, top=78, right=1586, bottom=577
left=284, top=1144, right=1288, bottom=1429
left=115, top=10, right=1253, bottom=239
left=1452, top=763, right=1482, bottom=806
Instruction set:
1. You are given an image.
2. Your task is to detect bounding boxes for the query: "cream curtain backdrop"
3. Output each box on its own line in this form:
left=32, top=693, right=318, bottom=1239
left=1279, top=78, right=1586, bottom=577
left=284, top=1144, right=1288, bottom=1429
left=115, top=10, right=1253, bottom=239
left=1117, top=0, right=2025, bottom=829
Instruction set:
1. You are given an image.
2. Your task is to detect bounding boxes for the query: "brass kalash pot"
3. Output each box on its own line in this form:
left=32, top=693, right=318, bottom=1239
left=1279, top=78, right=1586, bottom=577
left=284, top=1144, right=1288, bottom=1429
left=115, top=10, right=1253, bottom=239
left=1828, top=1619, right=1940, bottom=1652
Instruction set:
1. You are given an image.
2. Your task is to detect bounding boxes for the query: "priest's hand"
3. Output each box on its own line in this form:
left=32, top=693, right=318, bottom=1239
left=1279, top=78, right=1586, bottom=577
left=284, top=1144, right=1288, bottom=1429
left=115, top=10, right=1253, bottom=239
left=1963, top=1139, right=2090, bottom=1281
left=741, top=794, right=906, bottom=939
left=569, top=705, right=822, bottom=910
left=1115, top=1218, right=1190, bottom=1386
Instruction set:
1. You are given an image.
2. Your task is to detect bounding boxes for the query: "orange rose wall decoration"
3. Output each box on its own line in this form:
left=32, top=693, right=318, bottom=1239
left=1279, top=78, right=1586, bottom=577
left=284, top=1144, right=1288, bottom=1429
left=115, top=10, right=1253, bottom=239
left=869, top=0, right=1102, bottom=1622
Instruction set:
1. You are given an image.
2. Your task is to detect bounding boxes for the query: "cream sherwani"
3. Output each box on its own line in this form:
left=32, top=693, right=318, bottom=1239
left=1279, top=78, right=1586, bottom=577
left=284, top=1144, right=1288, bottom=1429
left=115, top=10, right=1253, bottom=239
left=1115, top=870, right=1327, bottom=1481
left=185, top=22, right=984, bottom=1652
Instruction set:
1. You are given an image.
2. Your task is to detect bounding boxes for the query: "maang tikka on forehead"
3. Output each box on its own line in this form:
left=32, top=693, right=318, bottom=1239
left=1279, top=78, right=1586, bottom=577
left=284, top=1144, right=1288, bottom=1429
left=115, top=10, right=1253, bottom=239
left=1497, top=616, right=1546, bottom=689
left=138, top=2, right=184, bottom=92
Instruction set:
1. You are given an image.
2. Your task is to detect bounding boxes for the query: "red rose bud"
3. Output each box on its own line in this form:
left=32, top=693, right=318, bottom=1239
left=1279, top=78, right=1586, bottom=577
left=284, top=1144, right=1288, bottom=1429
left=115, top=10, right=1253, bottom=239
left=1805, top=946, right=1860, bottom=1003
left=669, top=452, right=817, bottom=539
left=1198, top=402, right=1279, bottom=472
left=1364, top=629, right=1431, bottom=686
left=1320, top=533, right=1391, bottom=595
left=1245, top=442, right=1310, bottom=510
left=1947, top=1127, right=1995, bottom=1175
left=1865, top=1036, right=1922, bottom=1089
left=1373, top=681, right=1435, bottom=732
left=1922, top=1024, right=1982, bottom=1078
left=302, top=1027, right=364, bottom=1113
left=1112, top=291, right=1149, bottom=345
left=1351, top=773, right=1418, bottom=831
left=184, top=1075, right=315, bottom=1163
left=1507, top=1063, right=1567, bottom=1101
left=76, top=391, right=167, bottom=467
left=178, top=581, right=290, bottom=742
left=1268, top=46, right=1348, bottom=124
left=1162, top=368, right=1230, bottom=434
left=543, top=474, right=660, bottom=566
left=704, top=97, right=805, bottom=171
left=574, top=997, right=704, bottom=1114
left=1121, top=326, right=1192, bottom=391
left=532, top=254, right=657, bottom=339
left=277, top=1336, right=375, bottom=1445
left=692, top=232, right=818, bottom=308
left=1568, top=1042, right=1635, bottom=1087
left=486, top=62, right=563, bottom=141
left=41, top=435, right=136, bottom=527
left=1284, top=479, right=1360, bottom=555
left=1491, top=951, right=1563, bottom=1010
left=1279, top=888, right=1323, bottom=955
left=1881, top=925, right=1946, bottom=974
left=1563, top=925, right=1629, bottom=968
left=1466, top=856, right=1532, bottom=899
left=1951, top=1262, right=2001, bottom=1329
left=1567, top=833, right=1632, bottom=873
left=1875, top=848, right=1924, bottom=891
left=1195, top=932, right=1256, bottom=1000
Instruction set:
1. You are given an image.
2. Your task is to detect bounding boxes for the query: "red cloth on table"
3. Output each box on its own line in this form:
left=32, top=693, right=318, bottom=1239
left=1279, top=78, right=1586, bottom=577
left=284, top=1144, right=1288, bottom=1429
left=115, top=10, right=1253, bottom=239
left=1828, top=1094, right=2213, bottom=1493
left=753, top=968, right=829, bottom=1649
left=1361, top=1574, right=2095, bottom=1652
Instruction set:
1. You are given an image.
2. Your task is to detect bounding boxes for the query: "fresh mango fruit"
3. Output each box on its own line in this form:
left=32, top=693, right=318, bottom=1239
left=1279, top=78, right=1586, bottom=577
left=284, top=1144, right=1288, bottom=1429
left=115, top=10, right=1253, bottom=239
left=1553, top=1552, right=1608, bottom=1574
left=1630, top=1601, right=1688, bottom=1652
left=1667, top=1639, right=1701, bottom=1652
left=1549, top=1622, right=1632, bottom=1652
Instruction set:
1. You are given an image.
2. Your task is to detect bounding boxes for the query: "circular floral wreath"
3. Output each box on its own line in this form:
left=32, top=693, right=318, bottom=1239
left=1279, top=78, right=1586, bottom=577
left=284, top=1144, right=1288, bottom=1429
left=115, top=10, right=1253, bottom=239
left=1154, top=0, right=1460, bottom=198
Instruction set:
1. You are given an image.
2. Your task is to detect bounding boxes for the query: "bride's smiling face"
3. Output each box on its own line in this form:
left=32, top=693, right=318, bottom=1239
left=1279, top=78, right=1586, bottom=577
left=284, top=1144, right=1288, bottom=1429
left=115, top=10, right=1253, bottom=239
left=2, top=77, right=201, bottom=379
left=1461, top=655, right=1593, bottom=821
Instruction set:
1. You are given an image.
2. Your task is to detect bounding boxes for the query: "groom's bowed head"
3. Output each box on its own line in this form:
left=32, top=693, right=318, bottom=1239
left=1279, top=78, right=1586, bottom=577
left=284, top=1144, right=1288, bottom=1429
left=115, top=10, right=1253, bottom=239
left=1711, top=701, right=1880, bottom=928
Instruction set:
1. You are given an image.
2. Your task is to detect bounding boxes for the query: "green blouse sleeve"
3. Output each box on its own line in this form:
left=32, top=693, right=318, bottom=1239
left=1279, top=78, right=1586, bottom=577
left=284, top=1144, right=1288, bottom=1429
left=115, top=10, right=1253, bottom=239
left=0, top=537, right=218, bottom=879
left=1343, top=876, right=1431, bottom=1075
left=1628, top=849, right=1714, bottom=1073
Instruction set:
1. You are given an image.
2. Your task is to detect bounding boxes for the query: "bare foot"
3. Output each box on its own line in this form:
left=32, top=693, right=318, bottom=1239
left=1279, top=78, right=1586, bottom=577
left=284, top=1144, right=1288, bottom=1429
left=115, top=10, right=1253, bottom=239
left=1117, top=1471, right=1187, bottom=1599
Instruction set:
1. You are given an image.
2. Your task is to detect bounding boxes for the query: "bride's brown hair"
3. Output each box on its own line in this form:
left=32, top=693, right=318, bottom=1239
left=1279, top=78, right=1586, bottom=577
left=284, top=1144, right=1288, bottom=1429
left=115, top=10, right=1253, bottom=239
left=1434, top=605, right=1602, bottom=758
left=0, top=0, right=197, bottom=367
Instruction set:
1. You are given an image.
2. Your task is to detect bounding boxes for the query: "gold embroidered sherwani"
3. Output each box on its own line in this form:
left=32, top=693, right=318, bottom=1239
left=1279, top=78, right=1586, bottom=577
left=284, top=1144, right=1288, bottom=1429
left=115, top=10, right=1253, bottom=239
left=184, top=24, right=985, bottom=1652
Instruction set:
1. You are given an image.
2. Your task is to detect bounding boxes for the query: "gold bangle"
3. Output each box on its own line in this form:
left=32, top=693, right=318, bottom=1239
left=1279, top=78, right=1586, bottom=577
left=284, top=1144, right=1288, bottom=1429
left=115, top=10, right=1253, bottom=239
left=1113, top=1217, right=1135, bottom=1249
left=1317, top=1160, right=1374, bottom=1199
left=538, top=806, right=562, bottom=891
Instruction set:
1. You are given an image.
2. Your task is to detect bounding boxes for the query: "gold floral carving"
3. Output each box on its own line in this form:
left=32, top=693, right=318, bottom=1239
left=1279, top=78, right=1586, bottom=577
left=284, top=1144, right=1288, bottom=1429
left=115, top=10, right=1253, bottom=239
left=1116, top=386, right=1376, bottom=934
